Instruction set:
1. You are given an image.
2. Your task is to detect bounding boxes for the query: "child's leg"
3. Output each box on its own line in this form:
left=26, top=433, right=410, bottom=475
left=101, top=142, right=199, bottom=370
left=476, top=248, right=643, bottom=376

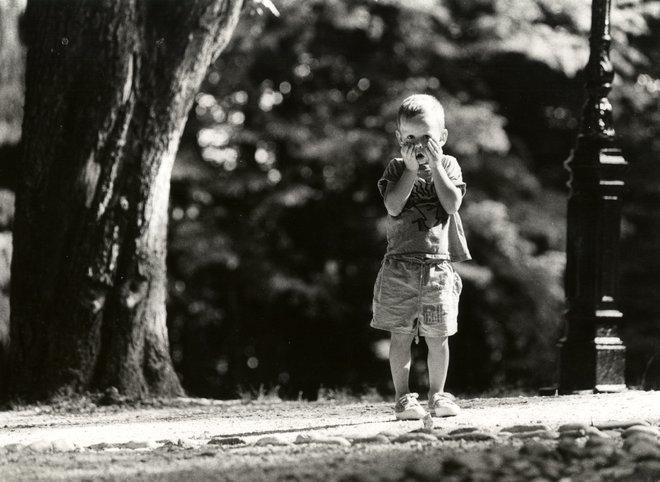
left=425, top=336, right=449, bottom=397
left=389, top=332, right=416, bottom=399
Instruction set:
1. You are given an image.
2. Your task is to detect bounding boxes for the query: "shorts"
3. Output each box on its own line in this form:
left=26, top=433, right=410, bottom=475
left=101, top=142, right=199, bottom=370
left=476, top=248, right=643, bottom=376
left=371, top=256, right=462, bottom=338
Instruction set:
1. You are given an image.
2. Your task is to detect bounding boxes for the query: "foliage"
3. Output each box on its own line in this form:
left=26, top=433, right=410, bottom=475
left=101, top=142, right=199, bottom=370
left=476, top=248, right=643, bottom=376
left=164, top=0, right=660, bottom=398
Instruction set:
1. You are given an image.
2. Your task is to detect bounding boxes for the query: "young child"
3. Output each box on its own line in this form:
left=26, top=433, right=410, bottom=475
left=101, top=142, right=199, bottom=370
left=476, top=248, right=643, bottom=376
left=371, top=94, right=471, bottom=420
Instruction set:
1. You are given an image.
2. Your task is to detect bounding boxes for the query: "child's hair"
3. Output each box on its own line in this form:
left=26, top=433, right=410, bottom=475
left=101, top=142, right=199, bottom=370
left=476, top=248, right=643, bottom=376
left=397, top=94, right=445, bottom=130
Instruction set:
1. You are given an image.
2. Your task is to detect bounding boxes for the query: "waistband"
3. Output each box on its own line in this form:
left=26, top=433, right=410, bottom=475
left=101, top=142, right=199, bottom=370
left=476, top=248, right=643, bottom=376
left=385, top=254, right=451, bottom=265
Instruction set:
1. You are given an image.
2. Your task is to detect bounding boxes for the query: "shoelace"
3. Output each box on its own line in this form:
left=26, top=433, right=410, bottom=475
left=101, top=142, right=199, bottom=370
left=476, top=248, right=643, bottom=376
left=399, top=393, right=420, bottom=409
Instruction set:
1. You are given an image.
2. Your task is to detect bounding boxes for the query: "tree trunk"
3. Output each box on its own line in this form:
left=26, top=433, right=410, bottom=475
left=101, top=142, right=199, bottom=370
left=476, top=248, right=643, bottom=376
left=7, top=0, right=243, bottom=401
left=0, top=0, right=26, bottom=147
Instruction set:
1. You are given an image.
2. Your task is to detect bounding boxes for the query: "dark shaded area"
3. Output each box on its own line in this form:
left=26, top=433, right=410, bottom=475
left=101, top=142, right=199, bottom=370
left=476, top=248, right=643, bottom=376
left=164, top=1, right=660, bottom=398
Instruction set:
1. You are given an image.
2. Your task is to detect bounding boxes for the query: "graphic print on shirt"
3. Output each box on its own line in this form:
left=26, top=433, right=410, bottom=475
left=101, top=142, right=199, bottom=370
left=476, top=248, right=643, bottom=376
left=404, top=178, right=449, bottom=231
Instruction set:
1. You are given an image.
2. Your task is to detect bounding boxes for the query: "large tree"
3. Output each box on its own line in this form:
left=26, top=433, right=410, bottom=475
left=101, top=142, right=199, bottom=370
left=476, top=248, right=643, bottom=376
left=7, top=0, right=244, bottom=401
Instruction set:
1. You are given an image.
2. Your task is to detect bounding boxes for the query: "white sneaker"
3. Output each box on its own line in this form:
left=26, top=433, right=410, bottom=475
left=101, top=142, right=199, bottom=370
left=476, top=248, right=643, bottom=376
left=394, top=393, right=427, bottom=420
left=428, top=392, right=460, bottom=417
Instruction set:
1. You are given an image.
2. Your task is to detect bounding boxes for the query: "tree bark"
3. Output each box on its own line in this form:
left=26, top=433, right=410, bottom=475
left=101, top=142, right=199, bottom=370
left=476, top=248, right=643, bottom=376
left=7, top=0, right=243, bottom=401
left=0, top=0, right=26, bottom=147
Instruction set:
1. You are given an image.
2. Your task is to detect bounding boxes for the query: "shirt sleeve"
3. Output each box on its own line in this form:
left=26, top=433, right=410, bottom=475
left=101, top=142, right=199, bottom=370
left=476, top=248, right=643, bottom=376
left=443, top=155, right=466, bottom=196
left=377, top=158, right=405, bottom=198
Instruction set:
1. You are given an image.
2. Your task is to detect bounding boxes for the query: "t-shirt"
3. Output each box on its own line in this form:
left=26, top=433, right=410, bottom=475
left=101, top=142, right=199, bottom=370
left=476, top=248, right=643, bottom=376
left=377, top=156, right=471, bottom=262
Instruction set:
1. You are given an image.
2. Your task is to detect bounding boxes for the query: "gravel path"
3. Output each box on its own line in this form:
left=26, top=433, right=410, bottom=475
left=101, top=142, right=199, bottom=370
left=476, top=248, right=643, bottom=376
left=1, top=391, right=659, bottom=480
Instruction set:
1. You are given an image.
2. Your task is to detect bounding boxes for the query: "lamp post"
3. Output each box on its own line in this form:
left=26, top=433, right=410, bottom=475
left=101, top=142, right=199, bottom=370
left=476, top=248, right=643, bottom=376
left=558, top=0, right=627, bottom=393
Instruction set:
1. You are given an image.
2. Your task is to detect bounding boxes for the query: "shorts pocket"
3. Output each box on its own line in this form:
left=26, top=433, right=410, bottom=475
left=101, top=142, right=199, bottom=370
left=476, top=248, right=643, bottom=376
left=372, top=262, right=385, bottom=303
left=442, top=269, right=461, bottom=331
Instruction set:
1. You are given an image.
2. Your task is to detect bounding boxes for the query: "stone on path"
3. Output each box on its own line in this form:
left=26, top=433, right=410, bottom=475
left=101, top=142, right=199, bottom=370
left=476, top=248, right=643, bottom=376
left=88, top=442, right=113, bottom=451
left=350, top=434, right=391, bottom=445
left=596, top=419, right=650, bottom=431
left=376, top=430, right=399, bottom=440
left=27, top=440, right=52, bottom=453
left=622, top=424, right=660, bottom=439
left=51, top=439, right=77, bottom=452
left=584, top=426, right=609, bottom=438
left=3, top=443, right=25, bottom=453
left=519, top=441, right=554, bottom=457
left=208, top=437, right=246, bottom=446
left=447, top=431, right=497, bottom=441
left=392, top=432, right=438, bottom=443
left=558, top=422, right=588, bottom=436
left=556, top=438, right=586, bottom=460
left=625, top=438, right=660, bottom=460
left=177, top=438, right=198, bottom=449
left=585, top=434, right=616, bottom=448
left=422, top=413, right=434, bottom=431
left=121, top=440, right=159, bottom=450
left=447, top=426, right=479, bottom=436
left=294, top=434, right=351, bottom=446
left=500, top=424, right=550, bottom=434
left=254, top=436, right=290, bottom=446
left=509, top=429, right=559, bottom=440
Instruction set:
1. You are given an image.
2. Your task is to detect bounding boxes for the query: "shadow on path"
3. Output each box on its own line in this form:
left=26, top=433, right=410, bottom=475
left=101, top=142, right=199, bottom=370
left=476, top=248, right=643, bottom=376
left=214, top=418, right=394, bottom=438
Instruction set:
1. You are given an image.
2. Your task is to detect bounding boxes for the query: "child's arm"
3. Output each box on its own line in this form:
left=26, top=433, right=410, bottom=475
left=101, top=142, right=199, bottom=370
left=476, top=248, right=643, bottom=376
left=426, top=139, right=463, bottom=214
left=383, top=144, right=418, bottom=216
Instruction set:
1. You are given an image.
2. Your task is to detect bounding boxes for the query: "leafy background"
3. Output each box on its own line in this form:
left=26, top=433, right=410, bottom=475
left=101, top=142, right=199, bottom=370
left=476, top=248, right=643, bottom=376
left=2, top=0, right=660, bottom=399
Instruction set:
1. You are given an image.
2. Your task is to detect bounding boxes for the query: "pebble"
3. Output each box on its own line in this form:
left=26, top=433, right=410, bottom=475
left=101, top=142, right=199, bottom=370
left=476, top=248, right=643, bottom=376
left=558, top=422, right=589, bottom=435
left=622, top=424, right=660, bottom=439
left=51, top=439, right=77, bottom=452
left=4, top=443, right=25, bottom=453
left=625, top=439, right=660, bottom=460
left=121, top=440, right=159, bottom=450
left=376, top=430, right=398, bottom=440
left=596, top=419, right=650, bottom=430
left=556, top=438, right=586, bottom=459
left=88, top=442, right=112, bottom=450
left=623, top=432, right=660, bottom=447
left=500, top=424, right=550, bottom=434
left=208, top=437, right=246, bottom=446
left=585, top=435, right=616, bottom=448
left=448, top=426, right=480, bottom=436
left=254, top=436, right=290, bottom=446
left=519, top=441, right=554, bottom=457
left=422, top=413, right=434, bottom=431
left=177, top=438, right=197, bottom=449
left=509, top=429, right=559, bottom=440
left=586, top=442, right=618, bottom=458
left=584, top=426, right=609, bottom=438
left=294, top=434, right=351, bottom=446
left=392, top=432, right=438, bottom=443
left=447, top=431, right=497, bottom=441
left=559, top=429, right=588, bottom=439
left=27, top=440, right=52, bottom=453
left=350, top=434, right=391, bottom=445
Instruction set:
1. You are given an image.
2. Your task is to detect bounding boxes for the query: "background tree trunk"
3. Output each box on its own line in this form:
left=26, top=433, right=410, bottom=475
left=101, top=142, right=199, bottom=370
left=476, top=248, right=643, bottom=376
left=7, top=0, right=243, bottom=401
left=0, top=0, right=26, bottom=391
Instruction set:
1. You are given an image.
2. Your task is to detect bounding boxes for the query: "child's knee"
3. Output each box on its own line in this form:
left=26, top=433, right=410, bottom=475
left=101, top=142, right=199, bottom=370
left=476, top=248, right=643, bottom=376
left=425, top=335, right=448, bottom=349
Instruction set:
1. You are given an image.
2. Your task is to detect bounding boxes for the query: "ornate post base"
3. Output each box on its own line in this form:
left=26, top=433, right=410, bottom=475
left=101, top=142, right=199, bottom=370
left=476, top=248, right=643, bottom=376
left=559, top=312, right=626, bottom=394
left=558, top=142, right=627, bottom=394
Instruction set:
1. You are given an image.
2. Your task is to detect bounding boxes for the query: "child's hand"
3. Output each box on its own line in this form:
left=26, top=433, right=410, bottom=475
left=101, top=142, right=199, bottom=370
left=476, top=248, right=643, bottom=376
left=425, top=138, right=444, bottom=169
left=401, top=142, right=419, bottom=172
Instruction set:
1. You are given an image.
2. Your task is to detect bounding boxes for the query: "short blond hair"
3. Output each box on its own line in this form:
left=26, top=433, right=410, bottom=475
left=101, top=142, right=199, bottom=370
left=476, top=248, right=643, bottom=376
left=397, top=94, right=445, bottom=130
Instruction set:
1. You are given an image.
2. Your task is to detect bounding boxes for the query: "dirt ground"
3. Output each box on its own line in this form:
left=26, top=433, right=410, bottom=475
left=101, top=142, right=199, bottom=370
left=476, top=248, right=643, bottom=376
left=1, top=391, right=660, bottom=481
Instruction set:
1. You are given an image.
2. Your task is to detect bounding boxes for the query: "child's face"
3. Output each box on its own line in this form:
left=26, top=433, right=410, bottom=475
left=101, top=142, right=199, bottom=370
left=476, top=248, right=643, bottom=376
left=396, top=114, right=448, bottom=165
